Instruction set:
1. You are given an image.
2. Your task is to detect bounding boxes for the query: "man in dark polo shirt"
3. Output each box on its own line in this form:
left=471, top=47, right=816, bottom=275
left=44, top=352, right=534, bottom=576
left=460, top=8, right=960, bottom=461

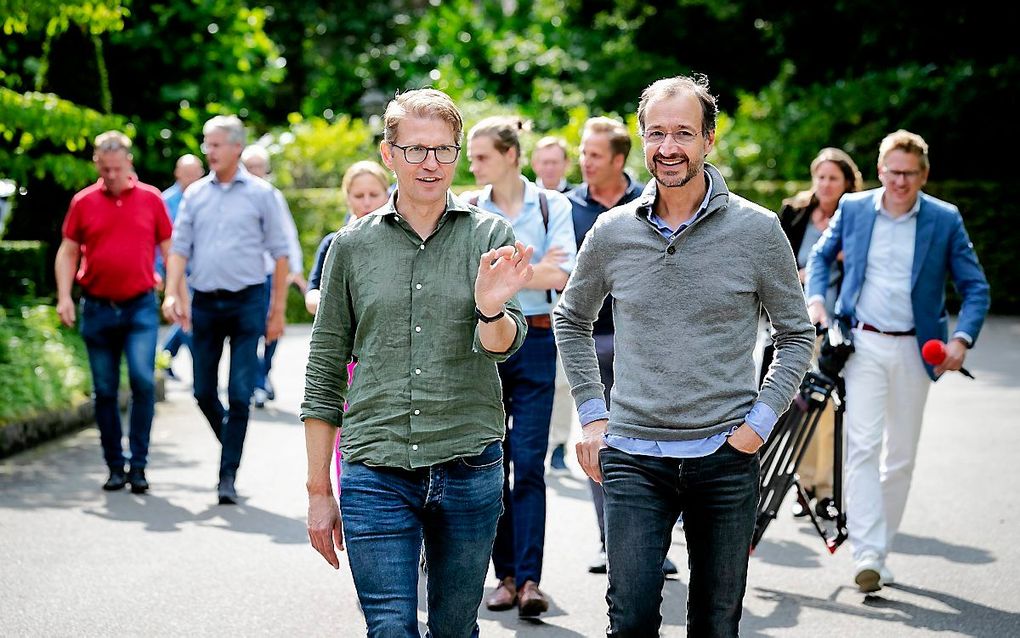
left=163, top=115, right=290, bottom=505
left=55, top=130, right=173, bottom=494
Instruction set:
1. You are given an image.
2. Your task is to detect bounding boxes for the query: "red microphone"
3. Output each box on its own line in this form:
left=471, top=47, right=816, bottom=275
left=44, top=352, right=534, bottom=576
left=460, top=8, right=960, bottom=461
left=922, top=339, right=975, bottom=379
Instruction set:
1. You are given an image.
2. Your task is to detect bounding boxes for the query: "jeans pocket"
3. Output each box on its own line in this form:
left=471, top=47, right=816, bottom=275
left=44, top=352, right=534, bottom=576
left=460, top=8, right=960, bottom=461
left=723, top=438, right=759, bottom=459
left=458, top=440, right=503, bottom=470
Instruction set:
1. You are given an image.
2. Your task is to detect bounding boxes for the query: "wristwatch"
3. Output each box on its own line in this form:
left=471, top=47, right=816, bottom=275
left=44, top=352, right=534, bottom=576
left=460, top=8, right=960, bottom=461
left=474, top=306, right=505, bottom=323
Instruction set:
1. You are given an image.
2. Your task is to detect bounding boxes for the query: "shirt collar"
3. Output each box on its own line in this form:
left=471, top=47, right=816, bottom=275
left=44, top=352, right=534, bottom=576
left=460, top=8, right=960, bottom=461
left=97, top=175, right=138, bottom=197
left=875, top=188, right=921, bottom=220
left=211, top=163, right=252, bottom=186
left=580, top=173, right=639, bottom=206
left=639, top=171, right=714, bottom=228
left=380, top=190, right=470, bottom=218
left=474, top=175, right=537, bottom=208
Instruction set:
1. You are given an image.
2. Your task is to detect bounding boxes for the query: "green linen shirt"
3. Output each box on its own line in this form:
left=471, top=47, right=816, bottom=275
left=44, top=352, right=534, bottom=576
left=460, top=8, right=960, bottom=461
left=300, top=191, right=527, bottom=469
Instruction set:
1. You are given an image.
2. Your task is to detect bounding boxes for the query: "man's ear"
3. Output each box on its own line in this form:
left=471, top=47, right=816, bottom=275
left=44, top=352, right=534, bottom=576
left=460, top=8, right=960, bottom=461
left=380, top=140, right=394, bottom=170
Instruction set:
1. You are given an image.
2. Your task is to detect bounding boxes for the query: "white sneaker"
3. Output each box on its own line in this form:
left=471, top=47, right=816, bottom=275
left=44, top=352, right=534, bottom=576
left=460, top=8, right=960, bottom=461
left=854, top=553, right=882, bottom=593
left=880, top=564, right=895, bottom=585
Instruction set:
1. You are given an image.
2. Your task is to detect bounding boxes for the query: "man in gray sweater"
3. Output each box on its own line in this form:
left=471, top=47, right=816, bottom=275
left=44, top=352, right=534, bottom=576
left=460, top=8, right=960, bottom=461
left=554, top=74, right=814, bottom=637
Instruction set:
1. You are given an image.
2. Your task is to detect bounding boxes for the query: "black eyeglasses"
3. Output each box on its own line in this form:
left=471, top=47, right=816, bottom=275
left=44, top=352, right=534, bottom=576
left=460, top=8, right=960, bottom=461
left=389, top=143, right=461, bottom=164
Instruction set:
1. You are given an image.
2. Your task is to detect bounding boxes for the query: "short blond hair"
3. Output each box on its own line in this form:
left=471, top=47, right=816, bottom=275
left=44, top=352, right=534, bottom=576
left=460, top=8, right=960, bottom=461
left=342, top=160, right=390, bottom=195
left=878, top=129, right=929, bottom=171
left=93, top=131, right=132, bottom=157
left=383, top=89, right=463, bottom=144
left=582, top=117, right=631, bottom=160
left=533, top=136, right=569, bottom=159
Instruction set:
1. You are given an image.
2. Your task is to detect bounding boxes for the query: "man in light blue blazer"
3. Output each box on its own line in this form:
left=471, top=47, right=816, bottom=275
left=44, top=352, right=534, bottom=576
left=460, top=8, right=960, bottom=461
left=807, top=130, right=990, bottom=593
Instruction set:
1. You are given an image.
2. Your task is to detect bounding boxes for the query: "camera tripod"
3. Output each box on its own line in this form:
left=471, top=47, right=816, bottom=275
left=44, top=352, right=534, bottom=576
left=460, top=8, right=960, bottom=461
left=752, top=369, right=848, bottom=553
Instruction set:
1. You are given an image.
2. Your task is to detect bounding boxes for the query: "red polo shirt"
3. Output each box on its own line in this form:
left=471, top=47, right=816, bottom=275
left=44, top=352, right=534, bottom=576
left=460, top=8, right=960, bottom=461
left=62, top=177, right=173, bottom=301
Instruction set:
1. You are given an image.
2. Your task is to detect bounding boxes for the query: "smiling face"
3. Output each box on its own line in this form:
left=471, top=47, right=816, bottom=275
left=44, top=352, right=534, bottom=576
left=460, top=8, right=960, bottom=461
left=878, top=149, right=928, bottom=213
left=579, top=133, right=624, bottom=189
left=468, top=134, right=517, bottom=186
left=812, top=160, right=849, bottom=209
left=379, top=116, right=458, bottom=210
left=641, top=92, right=714, bottom=189
left=346, top=173, right=389, bottom=218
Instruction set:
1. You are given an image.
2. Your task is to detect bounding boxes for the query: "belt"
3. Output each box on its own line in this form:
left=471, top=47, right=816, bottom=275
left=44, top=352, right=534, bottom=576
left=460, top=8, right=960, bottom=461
left=856, top=321, right=915, bottom=337
left=194, top=283, right=263, bottom=299
left=525, top=314, right=552, bottom=330
left=83, top=290, right=152, bottom=307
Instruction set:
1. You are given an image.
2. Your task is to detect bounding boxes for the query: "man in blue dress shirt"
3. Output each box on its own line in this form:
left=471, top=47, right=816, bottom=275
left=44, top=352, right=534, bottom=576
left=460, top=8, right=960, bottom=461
left=163, top=115, right=290, bottom=504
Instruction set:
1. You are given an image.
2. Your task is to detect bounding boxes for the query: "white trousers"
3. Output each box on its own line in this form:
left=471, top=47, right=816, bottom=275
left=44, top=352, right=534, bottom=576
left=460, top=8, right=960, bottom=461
left=843, top=328, right=931, bottom=562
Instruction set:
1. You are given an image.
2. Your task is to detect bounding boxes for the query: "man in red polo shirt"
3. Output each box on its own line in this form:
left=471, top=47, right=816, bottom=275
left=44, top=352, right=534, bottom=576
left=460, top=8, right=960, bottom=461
left=55, top=130, right=173, bottom=494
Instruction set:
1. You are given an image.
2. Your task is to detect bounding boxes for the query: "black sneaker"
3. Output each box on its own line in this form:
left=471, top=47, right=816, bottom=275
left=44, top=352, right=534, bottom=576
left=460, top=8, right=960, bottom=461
left=127, top=467, right=149, bottom=494
left=103, top=467, right=127, bottom=491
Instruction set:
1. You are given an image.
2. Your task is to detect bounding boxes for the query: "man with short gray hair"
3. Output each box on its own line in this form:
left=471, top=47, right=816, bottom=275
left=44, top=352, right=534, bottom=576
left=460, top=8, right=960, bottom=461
left=163, top=115, right=290, bottom=504
left=555, top=75, right=814, bottom=636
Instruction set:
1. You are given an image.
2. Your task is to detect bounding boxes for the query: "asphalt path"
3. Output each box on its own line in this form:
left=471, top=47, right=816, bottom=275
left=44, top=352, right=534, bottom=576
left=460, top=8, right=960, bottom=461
left=2, top=318, right=1019, bottom=636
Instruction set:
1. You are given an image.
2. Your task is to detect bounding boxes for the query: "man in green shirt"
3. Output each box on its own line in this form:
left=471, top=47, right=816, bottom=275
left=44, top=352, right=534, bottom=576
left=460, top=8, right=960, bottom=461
left=301, top=88, right=533, bottom=637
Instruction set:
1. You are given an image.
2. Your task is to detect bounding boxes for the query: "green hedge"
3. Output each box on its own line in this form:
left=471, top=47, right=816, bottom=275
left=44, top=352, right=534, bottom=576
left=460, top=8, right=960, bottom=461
left=0, top=240, right=47, bottom=306
left=0, top=303, right=91, bottom=426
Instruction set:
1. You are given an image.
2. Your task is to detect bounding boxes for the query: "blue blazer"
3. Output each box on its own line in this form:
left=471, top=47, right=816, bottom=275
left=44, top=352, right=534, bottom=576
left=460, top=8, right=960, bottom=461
left=807, top=189, right=990, bottom=380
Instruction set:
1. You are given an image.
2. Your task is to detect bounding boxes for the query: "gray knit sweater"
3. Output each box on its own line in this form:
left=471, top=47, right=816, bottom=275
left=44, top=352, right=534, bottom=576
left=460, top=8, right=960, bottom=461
left=553, top=165, right=814, bottom=441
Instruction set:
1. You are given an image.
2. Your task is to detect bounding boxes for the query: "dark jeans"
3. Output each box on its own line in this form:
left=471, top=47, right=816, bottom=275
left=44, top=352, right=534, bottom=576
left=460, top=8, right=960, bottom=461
left=492, top=327, right=557, bottom=585
left=600, top=444, right=760, bottom=638
left=340, top=441, right=504, bottom=638
left=190, top=284, right=265, bottom=479
left=79, top=291, right=159, bottom=470
left=256, top=274, right=277, bottom=392
left=161, top=323, right=192, bottom=358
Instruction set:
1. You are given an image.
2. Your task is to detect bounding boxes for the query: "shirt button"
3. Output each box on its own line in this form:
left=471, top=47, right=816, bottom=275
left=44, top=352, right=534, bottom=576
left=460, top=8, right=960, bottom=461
left=116, top=200, right=123, bottom=207
left=415, top=326, right=422, bottom=333
left=412, top=444, right=419, bottom=451
left=415, top=283, right=422, bottom=290
left=666, top=245, right=676, bottom=255
left=419, top=244, right=425, bottom=250
left=414, top=409, right=421, bottom=415
left=415, top=368, right=421, bottom=375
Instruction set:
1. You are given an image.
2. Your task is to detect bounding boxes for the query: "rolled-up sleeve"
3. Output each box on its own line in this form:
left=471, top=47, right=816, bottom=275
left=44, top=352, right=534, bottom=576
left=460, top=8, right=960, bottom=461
left=473, top=219, right=527, bottom=361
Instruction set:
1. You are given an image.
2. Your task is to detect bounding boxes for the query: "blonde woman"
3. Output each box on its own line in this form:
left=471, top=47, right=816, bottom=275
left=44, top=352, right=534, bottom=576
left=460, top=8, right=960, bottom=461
left=304, top=160, right=390, bottom=314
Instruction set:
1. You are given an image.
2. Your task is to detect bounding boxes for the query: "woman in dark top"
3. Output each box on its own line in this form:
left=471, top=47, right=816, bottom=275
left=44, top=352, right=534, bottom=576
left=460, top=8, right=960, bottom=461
left=304, top=160, right=391, bottom=314
left=765, top=147, right=862, bottom=520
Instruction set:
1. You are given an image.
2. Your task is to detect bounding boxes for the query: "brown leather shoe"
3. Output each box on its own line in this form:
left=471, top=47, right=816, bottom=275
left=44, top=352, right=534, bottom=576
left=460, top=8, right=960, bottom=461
left=517, top=580, right=549, bottom=617
left=485, top=576, right=517, bottom=611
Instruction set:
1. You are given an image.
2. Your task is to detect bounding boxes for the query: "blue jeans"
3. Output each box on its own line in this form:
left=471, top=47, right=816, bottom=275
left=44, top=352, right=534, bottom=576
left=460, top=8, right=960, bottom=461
left=79, top=291, right=159, bottom=470
left=492, top=327, right=556, bottom=585
left=161, top=323, right=192, bottom=357
left=190, top=284, right=265, bottom=479
left=162, top=285, right=194, bottom=357
left=256, top=274, right=277, bottom=392
left=340, top=441, right=504, bottom=638
left=600, top=443, right=760, bottom=638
